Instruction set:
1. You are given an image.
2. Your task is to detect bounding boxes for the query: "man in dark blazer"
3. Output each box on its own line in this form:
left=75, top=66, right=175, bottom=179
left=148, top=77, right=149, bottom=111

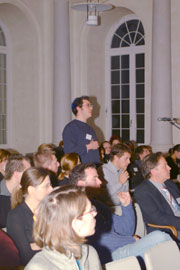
left=134, top=152, right=180, bottom=234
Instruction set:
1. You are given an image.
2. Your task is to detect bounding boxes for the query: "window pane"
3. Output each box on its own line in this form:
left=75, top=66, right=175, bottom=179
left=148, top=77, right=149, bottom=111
left=123, top=34, right=131, bottom=45
left=112, top=129, right=120, bottom=137
left=122, top=129, right=129, bottom=141
left=137, top=130, right=144, bottom=143
left=121, top=70, right=129, bottom=83
left=121, top=40, right=129, bottom=47
left=111, top=71, right=120, bottom=84
left=0, top=54, right=6, bottom=68
left=136, top=54, right=144, bottom=68
left=122, top=115, right=129, bottom=128
left=136, top=69, right=144, bottom=83
left=122, top=100, right=129, bottom=113
left=136, top=84, right=144, bottom=98
left=111, top=85, right=120, bottom=99
left=111, top=35, right=121, bottom=48
left=116, top=23, right=127, bottom=39
left=111, top=56, right=120, bottom=70
left=138, top=21, right=145, bottom=36
left=122, top=85, right=129, bottom=98
left=136, top=100, right=144, bottom=113
left=121, top=55, right=129, bottom=69
left=0, top=69, right=6, bottom=83
left=137, top=115, right=144, bottom=128
left=127, top=20, right=138, bottom=32
left=0, top=29, right=6, bottom=46
left=112, top=115, right=120, bottom=128
left=112, top=100, right=120, bottom=113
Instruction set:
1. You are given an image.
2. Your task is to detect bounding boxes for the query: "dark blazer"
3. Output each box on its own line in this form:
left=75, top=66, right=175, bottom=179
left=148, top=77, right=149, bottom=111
left=134, top=179, right=180, bottom=233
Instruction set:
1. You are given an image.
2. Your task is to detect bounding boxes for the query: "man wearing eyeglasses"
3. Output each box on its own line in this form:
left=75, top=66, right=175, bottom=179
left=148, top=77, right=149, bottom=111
left=69, top=163, right=171, bottom=265
left=62, top=96, right=100, bottom=165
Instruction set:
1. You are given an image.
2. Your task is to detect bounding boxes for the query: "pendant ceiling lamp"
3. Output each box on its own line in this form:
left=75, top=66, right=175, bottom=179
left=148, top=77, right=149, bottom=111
left=71, top=1, right=113, bottom=26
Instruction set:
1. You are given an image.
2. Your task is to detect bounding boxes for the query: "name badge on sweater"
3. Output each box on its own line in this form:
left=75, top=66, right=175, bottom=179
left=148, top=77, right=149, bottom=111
left=86, top=134, right=92, bottom=140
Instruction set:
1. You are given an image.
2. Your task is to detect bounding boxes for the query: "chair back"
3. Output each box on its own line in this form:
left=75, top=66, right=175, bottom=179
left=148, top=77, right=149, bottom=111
left=0, top=229, right=20, bottom=266
left=144, top=240, right=180, bottom=270
left=105, top=256, right=141, bottom=270
left=134, top=202, right=147, bottom=237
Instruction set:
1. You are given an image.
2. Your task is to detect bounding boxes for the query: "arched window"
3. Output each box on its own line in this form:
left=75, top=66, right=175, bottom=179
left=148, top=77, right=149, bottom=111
left=108, top=17, right=145, bottom=143
left=0, top=26, right=7, bottom=145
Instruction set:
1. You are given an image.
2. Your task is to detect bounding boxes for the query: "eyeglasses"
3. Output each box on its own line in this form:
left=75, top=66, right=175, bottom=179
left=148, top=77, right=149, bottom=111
left=78, top=205, right=97, bottom=218
left=82, top=103, right=93, bottom=108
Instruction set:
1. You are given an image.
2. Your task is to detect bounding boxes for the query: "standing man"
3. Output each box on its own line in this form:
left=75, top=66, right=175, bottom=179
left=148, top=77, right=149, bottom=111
left=62, top=96, right=100, bottom=164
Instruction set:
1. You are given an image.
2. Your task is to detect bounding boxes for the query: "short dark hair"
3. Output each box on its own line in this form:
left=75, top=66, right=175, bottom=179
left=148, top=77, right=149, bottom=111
left=172, top=144, right=180, bottom=153
left=135, top=145, right=152, bottom=159
left=142, top=152, right=164, bottom=178
left=110, top=143, right=131, bottom=161
left=69, top=163, right=96, bottom=185
left=71, top=96, right=90, bottom=115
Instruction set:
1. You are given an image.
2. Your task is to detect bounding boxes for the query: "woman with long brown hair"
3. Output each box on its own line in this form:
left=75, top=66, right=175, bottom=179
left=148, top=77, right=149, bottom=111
left=7, top=167, right=53, bottom=265
left=25, top=185, right=102, bottom=270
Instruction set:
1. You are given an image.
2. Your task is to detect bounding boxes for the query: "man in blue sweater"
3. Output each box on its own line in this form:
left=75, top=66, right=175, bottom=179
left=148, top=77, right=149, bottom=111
left=69, top=163, right=171, bottom=264
left=62, top=96, right=100, bottom=165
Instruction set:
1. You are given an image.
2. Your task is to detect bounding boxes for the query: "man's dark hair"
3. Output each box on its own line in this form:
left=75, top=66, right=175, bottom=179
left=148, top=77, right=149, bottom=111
left=135, top=145, right=152, bottom=160
left=69, top=163, right=96, bottom=185
left=71, top=96, right=90, bottom=116
left=110, top=143, right=131, bottom=161
left=142, top=152, right=164, bottom=179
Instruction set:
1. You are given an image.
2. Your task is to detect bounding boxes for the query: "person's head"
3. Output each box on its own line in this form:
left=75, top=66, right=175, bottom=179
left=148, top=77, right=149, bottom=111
left=0, top=149, right=10, bottom=176
left=59, top=153, right=81, bottom=180
left=33, top=185, right=97, bottom=259
left=71, top=96, right=93, bottom=121
left=101, top=141, right=111, bottom=155
left=135, top=145, right=152, bottom=161
left=142, top=152, right=171, bottom=183
left=11, top=167, right=53, bottom=209
left=34, top=150, right=60, bottom=174
left=4, top=154, right=31, bottom=182
left=171, top=144, right=180, bottom=159
left=69, top=163, right=102, bottom=189
left=37, top=143, right=57, bottom=153
left=109, top=135, right=121, bottom=146
left=110, top=143, right=131, bottom=170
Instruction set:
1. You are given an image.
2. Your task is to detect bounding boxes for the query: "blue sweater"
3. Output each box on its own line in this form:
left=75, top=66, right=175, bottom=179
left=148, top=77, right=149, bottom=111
left=63, top=119, right=100, bottom=164
left=87, top=199, right=135, bottom=264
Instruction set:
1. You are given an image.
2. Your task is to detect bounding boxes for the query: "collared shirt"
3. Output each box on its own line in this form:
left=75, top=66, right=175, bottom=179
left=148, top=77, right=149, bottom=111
left=0, top=179, right=11, bottom=196
left=149, top=179, right=180, bottom=217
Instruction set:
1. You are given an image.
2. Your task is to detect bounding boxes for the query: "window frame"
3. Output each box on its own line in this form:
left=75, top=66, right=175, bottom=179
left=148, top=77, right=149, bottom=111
left=105, top=15, right=145, bottom=143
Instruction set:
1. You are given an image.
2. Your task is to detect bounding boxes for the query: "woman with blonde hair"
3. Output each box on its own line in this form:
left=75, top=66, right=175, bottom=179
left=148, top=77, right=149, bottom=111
left=58, top=153, right=80, bottom=186
left=25, top=185, right=102, bottom=270
left=7, top=167, right=53, bottom=265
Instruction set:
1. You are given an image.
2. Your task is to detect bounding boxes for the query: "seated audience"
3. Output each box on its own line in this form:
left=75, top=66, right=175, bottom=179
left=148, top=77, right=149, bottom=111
left=69, top=163, right=171, bottom=264
left=0, top=148, right=10, bottom=181
left=134, top=152, right=180, bottom=236
left=7, top=167, right=53, bottom=265
left=0, top=154, right=31, bottom=228
left=57, top=153, right=80, bottom=186
left=34, top=149, right=60, bottom=187
left=25, top=185, right=102, bottom=270
left=127, top=145, right=151, bottom=189
left=166, top=144, right=180, bottom=181
left=98, top=144, right=130, bottom=206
